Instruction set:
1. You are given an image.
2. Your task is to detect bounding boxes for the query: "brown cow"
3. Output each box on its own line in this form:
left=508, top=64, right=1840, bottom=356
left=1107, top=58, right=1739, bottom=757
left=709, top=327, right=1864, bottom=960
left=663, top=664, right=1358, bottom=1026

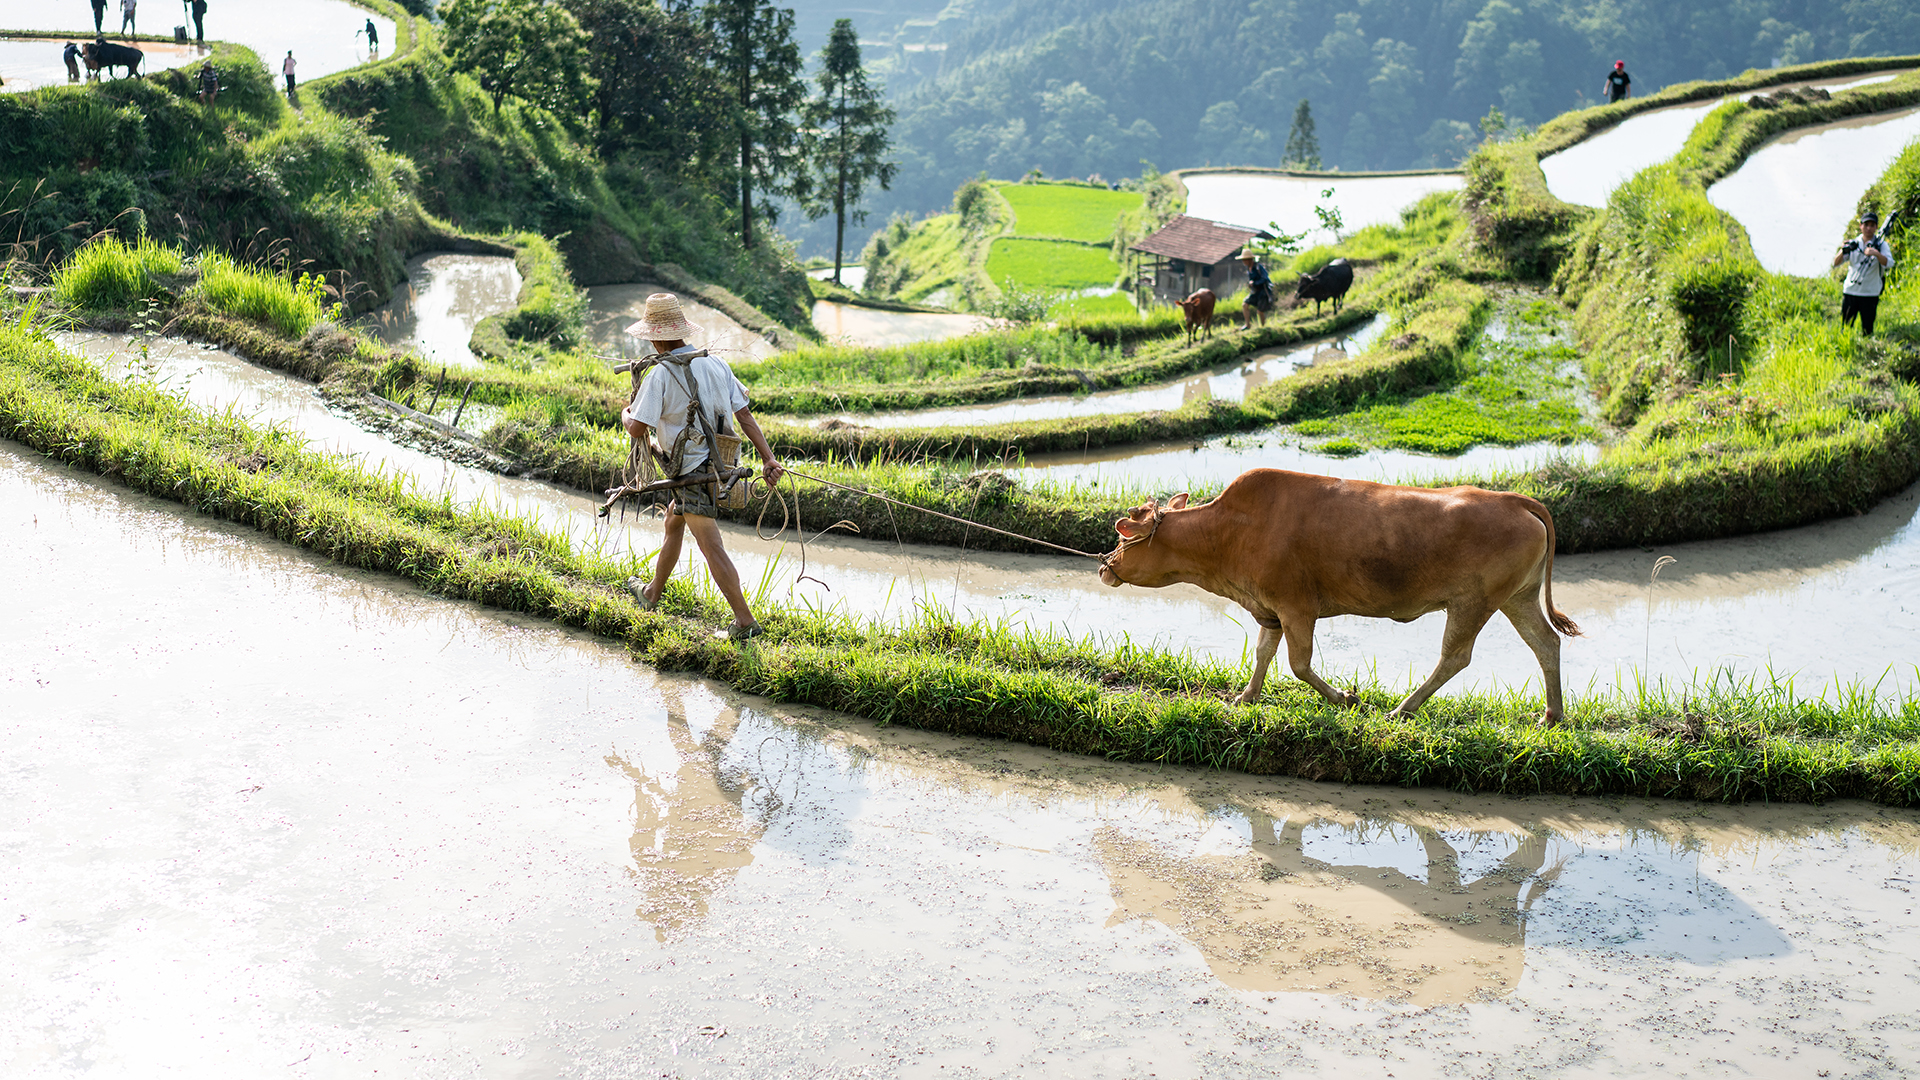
left=1174, top=288, right=1215, bottom=346
left=1097, top=469, right=1582, bottom=722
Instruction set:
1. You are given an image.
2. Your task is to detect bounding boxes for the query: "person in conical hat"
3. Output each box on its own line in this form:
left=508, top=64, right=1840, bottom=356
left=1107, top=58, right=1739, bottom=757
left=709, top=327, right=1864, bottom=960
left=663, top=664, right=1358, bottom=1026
left=620, top=292, right=784, bottom=641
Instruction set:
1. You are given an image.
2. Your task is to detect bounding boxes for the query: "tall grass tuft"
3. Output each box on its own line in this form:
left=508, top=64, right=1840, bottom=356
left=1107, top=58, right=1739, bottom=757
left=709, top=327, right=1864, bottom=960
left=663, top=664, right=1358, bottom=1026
left=51, top=238, right=184, bottom=311
left=194, top=252, right=333, bottom=339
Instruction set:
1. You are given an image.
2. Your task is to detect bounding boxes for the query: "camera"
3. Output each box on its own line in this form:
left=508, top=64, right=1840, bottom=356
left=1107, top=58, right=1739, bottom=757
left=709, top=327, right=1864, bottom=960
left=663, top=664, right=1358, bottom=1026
left=1841, top=240, right=1862, bottom=254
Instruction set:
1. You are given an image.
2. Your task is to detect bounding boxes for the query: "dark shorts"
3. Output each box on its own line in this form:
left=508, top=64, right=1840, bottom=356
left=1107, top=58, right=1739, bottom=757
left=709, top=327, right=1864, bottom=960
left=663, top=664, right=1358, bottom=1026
left=1246, top=289, right=1276, bottom=312
left=1841, top=293, right=1881, bottom=336
left=661, top=469, right=719, bottom=518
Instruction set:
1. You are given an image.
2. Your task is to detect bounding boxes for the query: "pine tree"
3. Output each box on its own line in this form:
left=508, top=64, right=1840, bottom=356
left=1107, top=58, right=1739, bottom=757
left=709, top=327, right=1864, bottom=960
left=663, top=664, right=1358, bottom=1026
left=703, top=0, right=807, bottom=249
left=800, top=19, right=897, bottom=285
left=1283, top=99, right=1321, bottom=171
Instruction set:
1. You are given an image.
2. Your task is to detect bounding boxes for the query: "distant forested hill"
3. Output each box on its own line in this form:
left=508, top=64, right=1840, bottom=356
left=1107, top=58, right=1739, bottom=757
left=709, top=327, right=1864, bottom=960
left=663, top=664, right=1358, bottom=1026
left=858, top=0, right=1919, bottom=230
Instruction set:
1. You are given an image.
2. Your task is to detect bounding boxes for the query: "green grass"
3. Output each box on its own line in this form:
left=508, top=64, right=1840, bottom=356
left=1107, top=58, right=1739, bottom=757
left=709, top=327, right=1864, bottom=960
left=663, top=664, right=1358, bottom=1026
left=50, top=238, right=184, bottom=311
left=997, top=181, right=1143, bottom=243
left=195, top=252, right=335, bottom=339
left=5, top=318, right=1919, bottom=806
left=1047, top=292, right=1138, bottom=320
left=1293, top=295, right=1594, bottom=454
left=986, top=237, right=1122, bottom=292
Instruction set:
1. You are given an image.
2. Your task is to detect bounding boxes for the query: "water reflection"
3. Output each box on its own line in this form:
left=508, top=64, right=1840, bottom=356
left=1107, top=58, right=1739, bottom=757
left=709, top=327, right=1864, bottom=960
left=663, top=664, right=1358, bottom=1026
left=810, top=315, right=1388, bottom=430
left=363, top=252, right=521, bottom=369
left=1183, top=172, right=1466, bottom=242
left=585, top=281, right=778, bottom=362
left=811, top=300, right=997, bottom=347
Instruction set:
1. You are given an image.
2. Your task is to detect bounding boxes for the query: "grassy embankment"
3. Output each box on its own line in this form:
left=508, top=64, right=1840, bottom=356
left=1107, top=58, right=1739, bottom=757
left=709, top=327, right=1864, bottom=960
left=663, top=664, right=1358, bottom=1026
left=4, top=319, right=1916, bottom=806
left=1467, top=64, right=1920, bottom=549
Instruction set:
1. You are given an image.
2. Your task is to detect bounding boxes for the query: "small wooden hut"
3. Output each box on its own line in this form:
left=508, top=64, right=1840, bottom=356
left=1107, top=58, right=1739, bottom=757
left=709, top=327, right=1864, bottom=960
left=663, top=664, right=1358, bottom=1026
left=1129, top=215, right=1272, bottom=304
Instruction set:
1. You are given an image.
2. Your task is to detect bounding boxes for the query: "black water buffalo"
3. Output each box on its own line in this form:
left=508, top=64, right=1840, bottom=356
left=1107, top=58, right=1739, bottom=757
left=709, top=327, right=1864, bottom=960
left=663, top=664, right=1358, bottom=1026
left=1295, top=258, right=1353, bottom=315
left=82, top=40, right=144, bottom=79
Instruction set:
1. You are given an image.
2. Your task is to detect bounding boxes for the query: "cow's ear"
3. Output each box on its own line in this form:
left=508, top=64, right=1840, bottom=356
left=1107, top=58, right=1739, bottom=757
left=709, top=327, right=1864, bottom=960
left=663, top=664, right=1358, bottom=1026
left=1115, top=518, right=1144, bottom=538
left=1168, top=492, right=1190, bottom=509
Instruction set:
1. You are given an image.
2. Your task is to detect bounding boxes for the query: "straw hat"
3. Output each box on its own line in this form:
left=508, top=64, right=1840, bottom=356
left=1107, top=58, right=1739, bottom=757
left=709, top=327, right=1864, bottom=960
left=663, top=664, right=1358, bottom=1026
left=626, top=292, right=699, bottom=342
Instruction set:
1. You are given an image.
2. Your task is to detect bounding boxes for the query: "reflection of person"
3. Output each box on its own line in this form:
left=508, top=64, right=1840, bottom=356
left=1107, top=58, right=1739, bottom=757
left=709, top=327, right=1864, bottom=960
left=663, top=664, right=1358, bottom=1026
left=91, top=0, right=106, bottom=34
left=197, top=61, right=218, bottom=105
left=1604, top=60, right=1631, bottom=103
left=365, top=17, right=379, bottom=53
left=281, top=50, right=296, bottom=95
left=119, top=0, right=136, bottom=37
left=619, top=293, right=784, bottom=641
left=1834, top=211, right=1893, bottom=337
left=191, top=0, right=206, bottom=45
left=65, top=41, right=82, bottom=82
left=1238, top=251, right=1274, bottom=330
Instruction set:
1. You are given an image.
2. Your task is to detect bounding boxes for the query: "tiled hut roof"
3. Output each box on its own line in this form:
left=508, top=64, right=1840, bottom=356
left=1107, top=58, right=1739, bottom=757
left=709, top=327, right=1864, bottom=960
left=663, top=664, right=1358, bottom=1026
left=1129, top=215, right=1264, bottom=263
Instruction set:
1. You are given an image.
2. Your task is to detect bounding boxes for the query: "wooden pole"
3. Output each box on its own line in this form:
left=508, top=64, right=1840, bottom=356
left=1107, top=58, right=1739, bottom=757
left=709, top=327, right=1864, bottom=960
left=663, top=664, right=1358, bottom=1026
left=451, top=381, right=474, bottom=428
left=426, top=366, right=446, bottom=414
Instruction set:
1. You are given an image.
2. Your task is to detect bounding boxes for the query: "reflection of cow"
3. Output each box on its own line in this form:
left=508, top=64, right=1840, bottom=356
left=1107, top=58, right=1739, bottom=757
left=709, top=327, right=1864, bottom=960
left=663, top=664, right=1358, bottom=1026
left=1097, top=812, right=1566, bottom=1004
left=81, top=40, right=144, bottom=79
left=1295, top=257, right=1353, bottom=315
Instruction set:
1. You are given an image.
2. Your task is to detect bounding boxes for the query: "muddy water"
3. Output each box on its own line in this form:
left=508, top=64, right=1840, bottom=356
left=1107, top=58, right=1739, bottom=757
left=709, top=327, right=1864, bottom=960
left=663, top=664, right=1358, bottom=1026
left=811, top=299, right=998, bottom=346
left=1182, top=172, right=1466, bottom=242
left=810, top=315, right=1388, bottom=430
left=5, top=442, right=1920, bottom=1075
left=1710, top=104, right=1920, bottom=275
left=363, top=253, right=521, bottom=370
left=1542, top=71, right=1902, bottom=208
left=3, top=0, right=393, bottom=79
left=808, top=264, right=868, bottom=291
left=0, top=37, right=199, bottom=91
left=55, top=332, right=1920, bottom=700
left=585, top=281, right=779, bottom=363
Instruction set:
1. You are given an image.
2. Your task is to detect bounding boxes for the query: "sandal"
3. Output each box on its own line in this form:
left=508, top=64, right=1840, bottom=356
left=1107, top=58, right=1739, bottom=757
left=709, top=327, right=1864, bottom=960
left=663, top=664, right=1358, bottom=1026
left=713, top=622, right=764, bottom=642
left=627, top=576, right=659, bottom=612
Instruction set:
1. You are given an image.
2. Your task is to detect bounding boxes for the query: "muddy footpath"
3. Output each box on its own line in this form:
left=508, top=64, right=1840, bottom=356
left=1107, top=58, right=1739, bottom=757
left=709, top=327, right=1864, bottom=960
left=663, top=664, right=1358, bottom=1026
left=4, top=441, right=1919, bottom=1078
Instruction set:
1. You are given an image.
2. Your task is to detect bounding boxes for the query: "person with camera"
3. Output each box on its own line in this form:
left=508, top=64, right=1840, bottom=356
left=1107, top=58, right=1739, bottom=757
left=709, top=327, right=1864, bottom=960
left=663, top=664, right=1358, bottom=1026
left=1833, top=211, right=1893, bottom=337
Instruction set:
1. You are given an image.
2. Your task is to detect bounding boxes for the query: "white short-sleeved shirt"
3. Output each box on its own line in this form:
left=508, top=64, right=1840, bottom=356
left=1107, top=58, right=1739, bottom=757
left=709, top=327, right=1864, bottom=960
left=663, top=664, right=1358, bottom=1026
left=1843, top=237, right=1894, bottom=297
left=623, top=346, right=750, bottom=476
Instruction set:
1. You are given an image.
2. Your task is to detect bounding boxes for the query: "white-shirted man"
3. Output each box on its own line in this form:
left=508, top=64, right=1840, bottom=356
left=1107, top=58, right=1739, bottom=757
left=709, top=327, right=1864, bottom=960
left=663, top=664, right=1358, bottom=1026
left=619, top=293, right=783, bottom=640
left=1834, top=211, right=1894, bottom=337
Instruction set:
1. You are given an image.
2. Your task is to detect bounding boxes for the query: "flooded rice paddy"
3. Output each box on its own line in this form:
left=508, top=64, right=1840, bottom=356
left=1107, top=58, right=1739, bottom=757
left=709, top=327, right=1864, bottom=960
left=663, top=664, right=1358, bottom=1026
left=811, top=299, right=998, bottom=347
left=1541, top=71, right=1901, bottom=208
left=1709, top=104, right=1920, bottom=275
left=51, top=331, right=1920, bottom=701
left=2, top=0, right=393, bottom=80
left=808, top=264, right=868, bottom=291
left=585, top=282, right=779, bottom=362
left=1181, top=172, right=1466, bottom=242
left=5, top=440, right=1920, bottom=1076
left=0, top=36, right=198, bottom=91
left=363, top=253, right=521, bottom=370
left=809, top=315, right=1388, bottom=430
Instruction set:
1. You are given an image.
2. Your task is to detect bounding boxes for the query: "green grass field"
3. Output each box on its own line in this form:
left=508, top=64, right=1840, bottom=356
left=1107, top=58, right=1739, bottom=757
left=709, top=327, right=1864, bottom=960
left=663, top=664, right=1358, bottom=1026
left=996, top=182, right=1144, bottom=243
left=1047, top=292, right=1138, bottom=320
left=986, top=238, right=1122, bottom=291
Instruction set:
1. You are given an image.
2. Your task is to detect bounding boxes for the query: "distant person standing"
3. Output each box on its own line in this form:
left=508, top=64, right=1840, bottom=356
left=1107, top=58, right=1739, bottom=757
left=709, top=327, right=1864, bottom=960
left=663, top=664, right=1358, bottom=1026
left=1604, top=60, right=1631, bottom=103
left=91, top=0, right=107, bottom=34
left=119, top=0, right=135, bottom=37
left=1834, top=211, right=1893, bottom=337
left=282, top=50, right=296, bottom=96
left=364, top=17, right=379, bottom=53
left=64, top=40, right=82, bottom=82
left=191, top=0, right=207, bottom=45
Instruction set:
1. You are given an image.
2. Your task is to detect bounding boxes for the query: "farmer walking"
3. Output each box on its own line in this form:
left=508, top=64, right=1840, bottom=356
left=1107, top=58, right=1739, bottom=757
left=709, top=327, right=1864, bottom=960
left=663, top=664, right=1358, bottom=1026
left=364, top=17, right=379, bottom=53
left=119, top=0, right=136, bottom=37
left=281, top=49, right=296, bottom=96
left=191, top=0, right=206, bottom=45
left=91, top=0, right=106, bottom=33
left=1604, top=60, right=1631, bottom=103
left=1238, top=251, right=1275, bottom=330
left=1834, top=211, right=1893, bottom=337
left=64, top=41, right=82, bottom=81
left=618, top=293, right=785, bottom=641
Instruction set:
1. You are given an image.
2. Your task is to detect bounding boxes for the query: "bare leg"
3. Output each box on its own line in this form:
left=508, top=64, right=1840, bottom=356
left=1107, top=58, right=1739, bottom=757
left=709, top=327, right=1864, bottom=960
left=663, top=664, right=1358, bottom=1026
left=642, top=509, right=688, bottom=606
left=1283, top=616, right=1359, bottom=706
left=1392, top=604, right=1495, bottom=716
left=1502, top=593, right=1566, bottom=724
left=683, top=515, right=756, bottom=628
left=1236, top=623, right=1283, bottom=703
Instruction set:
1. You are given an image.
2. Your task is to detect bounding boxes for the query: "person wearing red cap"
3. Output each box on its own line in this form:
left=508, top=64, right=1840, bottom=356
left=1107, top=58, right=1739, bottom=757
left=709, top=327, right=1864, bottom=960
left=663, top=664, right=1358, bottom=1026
left=1604, top=61, right=1631, bottom=104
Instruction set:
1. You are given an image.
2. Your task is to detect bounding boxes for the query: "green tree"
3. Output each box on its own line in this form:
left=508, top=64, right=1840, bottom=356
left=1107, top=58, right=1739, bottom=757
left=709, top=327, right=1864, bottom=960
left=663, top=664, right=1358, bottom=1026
left=1283, top=99, right=1321, bottom=170
left=704, top=0, right=807, bottom=249
left=563, top=0, right=722, bottom=165
left=801, top=19, right=897, bottom=283
left=443, top=0, right=596, bottom=119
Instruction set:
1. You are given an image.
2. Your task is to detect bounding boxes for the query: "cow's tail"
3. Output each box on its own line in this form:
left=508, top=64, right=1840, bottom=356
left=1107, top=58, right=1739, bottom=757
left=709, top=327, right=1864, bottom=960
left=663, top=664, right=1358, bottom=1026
left=1523, top=500, right=1582, bottom=638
